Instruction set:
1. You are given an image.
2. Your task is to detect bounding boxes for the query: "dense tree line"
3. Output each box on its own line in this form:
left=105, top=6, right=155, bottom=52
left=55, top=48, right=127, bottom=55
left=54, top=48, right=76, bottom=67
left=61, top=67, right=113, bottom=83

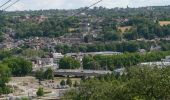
left=58, top=51, right=170, bottom=70
left=13, top=17, right=79, bottom=38
left=82, top=51, right=170, bottom=70
left=1, top=6, right=170, bottom=40
left=96, top=17, right=170, bottom=42
left=63, top=66, right=170, bottom=100
left=55, top=41, right=154, bottom=54
left=123, top=17, right=170, bottom=40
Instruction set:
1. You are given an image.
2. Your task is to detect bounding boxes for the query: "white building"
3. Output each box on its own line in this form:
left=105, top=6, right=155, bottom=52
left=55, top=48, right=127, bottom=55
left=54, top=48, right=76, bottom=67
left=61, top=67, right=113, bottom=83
left=140, top=55, right=170, bottom=68
left=162, top=56, right=170, bottom=62
left=140, top=62, right=170, bottom=68
left=53, top=53, right=64, bottom=68
left=32, top=53, right=64, bottom=71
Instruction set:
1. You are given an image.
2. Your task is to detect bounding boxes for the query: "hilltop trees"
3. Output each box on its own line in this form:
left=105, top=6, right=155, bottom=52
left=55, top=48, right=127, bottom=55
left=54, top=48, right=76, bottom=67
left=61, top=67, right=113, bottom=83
left=1, top=7, right=170, bottom=41
left=14, top=16, right=80, bottom=38
left=82, top=51, right=170, bottom=70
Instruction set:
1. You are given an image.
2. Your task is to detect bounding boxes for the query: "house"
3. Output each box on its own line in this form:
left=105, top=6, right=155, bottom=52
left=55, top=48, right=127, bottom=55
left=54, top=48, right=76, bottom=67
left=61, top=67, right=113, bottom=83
left=140, top=56, right=170, bottom=67
left=140, top=62, right=170, bottom=68
left=114, top=68, right=125, bottom=76
left=162, top=56, right=170, bottom=62
left=53, top=53, right=64, bottom=65
left=32, top=53, right=64, bottom=71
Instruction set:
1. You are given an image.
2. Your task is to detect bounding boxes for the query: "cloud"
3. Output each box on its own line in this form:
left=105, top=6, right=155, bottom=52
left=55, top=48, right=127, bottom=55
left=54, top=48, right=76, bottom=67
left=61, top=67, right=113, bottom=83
left=0, top=0, right=170, bottom=11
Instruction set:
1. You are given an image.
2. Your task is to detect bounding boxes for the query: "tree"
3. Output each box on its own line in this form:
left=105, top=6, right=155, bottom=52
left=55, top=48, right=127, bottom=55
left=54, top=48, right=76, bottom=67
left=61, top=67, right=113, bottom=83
left=0, top=63, right=11, bottom=95
left=82, top=56, right=100, bottom=70
left=35, top=69, right=44, bottom=81
left=82, top=56, right=94, bottom=69
left=73, top=81, right=79, bottom=87
left=22, top=49, right=45, bottom=58
left=59, top=57, right=80, bottom=69
left=3, top=57, right=32, bottom=76
left=103, top=31, right=121, bottom=41
left=44, top=68, right=54, bottom=80
left=36, top=87, right=44, bottom=97
left=126, top=67, right=170, bottom=100
left=66, top=78, right=72, bottom=87
left=0, top=50, right=12, bottom=60
left=60, top=80, right=66, bottom=86
left=84, top=35, right=93, bottom=43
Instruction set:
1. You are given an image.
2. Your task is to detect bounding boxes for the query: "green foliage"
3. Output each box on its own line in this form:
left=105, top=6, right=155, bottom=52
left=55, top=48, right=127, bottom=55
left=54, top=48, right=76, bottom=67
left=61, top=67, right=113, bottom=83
left=103, top=31, right=121, bottom=41
left=60, top=80, right=66, bottom=86
left=66, top=78, right=72, bottom=87
left=63, top=67, right=170, bottom=100
left=44, top=68, right=54, bottom=80
left=160, top=41, right=170, bottom=51
left=55, top=41, right=153, bottom=53
left=35, top=69, right=44, bottom=81
left=73, top=81, right=79, bottom=87
left=0, top=32, right=4, bottom=42
left=82, top=51, right=170, bottom=70
left=0, top=63, right=11, bottom=95
left=13, top=16, right=79, bottom=38
left=35, top=68, right=54, bottom=80
left=21, top=97, right=30, bottom=100
left=36, top=87, right=44, bottom=97
left=84, top=35, right=93, bottom=43
left=0, top=50, right=12, bottom=60
left=126, top=67, right=170, bottom=99
left=83, top=56, right=100, bottom=70
left=1, top=7, right=170, bottom=40
left=3, top=57, right=32, bottom=76
left=59, top=57, right=81, bottom=69
left=22, top=49, right=46, bottom=58
left=124, top=28, right=138, bottom=40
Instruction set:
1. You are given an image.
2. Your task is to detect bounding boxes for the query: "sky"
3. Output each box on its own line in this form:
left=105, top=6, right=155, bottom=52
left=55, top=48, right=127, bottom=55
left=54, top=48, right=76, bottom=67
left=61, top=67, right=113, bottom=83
left=0, top=0, right=170, bottom=11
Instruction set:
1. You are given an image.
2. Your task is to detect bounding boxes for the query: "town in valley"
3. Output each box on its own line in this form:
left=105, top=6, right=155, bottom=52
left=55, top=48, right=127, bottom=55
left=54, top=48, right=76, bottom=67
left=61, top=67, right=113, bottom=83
left=0, top=0, right=170, bottom=100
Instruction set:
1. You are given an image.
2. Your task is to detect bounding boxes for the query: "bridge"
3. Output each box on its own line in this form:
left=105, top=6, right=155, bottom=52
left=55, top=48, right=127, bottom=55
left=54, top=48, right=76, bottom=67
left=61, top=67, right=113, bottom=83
left=54, top=69, right=113, bottom=77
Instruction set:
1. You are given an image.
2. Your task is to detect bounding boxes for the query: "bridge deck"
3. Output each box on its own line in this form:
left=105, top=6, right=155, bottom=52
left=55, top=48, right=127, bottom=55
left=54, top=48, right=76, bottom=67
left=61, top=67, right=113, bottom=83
left=55, top=69, right=112, bottom=77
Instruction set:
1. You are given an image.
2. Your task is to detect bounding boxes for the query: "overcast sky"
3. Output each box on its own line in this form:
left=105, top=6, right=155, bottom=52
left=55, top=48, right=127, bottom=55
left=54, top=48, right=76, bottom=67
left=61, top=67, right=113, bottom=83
left=1, top=0, right=170, bottom=11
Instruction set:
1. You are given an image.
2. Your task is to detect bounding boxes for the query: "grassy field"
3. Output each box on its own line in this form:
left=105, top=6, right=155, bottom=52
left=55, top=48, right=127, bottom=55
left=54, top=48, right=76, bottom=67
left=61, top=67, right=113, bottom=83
left=117, top=26, right=132, bottom=33
left=159, top=21, right=170, bottom=26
